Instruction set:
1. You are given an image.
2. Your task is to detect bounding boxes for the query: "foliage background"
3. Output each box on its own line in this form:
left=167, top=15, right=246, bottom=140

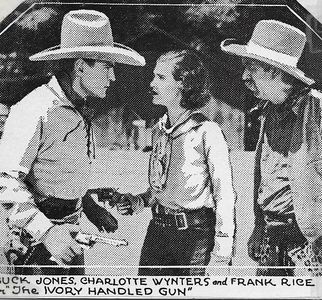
left=0, top=0, right=320, bottom=150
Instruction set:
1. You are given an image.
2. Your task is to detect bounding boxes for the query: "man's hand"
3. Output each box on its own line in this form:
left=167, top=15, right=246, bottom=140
left=247, top=223, right=265, bottom=262
left=82, top=193, right=118, bottom=232
left=211, top=256, right=231, bottom=276
left=42, top=224, right=82, bottom=265
left=88, top=188, right=117, bottom=205
left=94, top=190, right=144, bottom=215
left=115, top=193, right=135, bottom=215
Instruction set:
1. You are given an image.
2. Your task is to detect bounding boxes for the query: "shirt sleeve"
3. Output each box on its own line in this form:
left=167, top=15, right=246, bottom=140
left=132, top=188, right=155, bottom=213
left=0, top=97, right=44, bottom=173
left=0, top=98, right=54, bottom=240
left=203, top=122, right=236, bottom=259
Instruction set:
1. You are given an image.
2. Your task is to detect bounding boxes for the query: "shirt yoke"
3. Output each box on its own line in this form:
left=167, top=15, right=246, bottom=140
left=11, top=84, right=61, bottom=123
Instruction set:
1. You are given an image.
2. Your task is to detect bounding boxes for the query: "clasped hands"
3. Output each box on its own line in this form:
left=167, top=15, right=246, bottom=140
left=98, top=190, right=142, bottom=216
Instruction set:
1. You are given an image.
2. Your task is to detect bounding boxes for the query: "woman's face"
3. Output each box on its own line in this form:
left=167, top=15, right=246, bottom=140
left=150, top=60, right=182, bottom=108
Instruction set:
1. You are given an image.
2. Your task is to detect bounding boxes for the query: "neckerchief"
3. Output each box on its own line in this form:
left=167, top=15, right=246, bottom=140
left=149, top=110, right=208, bottom=192
left=149, top=113, right=174, bottom=192
left=56, top=73, right=95, bottom=158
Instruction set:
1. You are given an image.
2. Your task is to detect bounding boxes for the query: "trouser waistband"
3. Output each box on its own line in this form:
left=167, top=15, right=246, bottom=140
left=152, top=203, right=214, bottom=230
left=263, top=212, right=296, bottom=227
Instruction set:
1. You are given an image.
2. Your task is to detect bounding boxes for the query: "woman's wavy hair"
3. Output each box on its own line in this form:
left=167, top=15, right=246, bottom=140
left=157, top=50, right=211, bottom=110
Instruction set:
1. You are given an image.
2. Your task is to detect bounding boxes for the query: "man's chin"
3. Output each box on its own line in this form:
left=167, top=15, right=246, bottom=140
left=152, top=95, right=160, bottom=104
left=94, top=90, right=108, bottom=99
left=245, top=86, right=260, bottom=98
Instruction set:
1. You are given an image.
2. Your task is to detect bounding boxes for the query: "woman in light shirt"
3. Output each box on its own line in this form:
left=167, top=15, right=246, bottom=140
left=113, top=50, right=236, bottom=276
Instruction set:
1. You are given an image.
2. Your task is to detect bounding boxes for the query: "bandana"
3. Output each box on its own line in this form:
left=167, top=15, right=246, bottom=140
left=149, top=114, right=173, bottom=192
left=149, top=111, right=208, bottom=192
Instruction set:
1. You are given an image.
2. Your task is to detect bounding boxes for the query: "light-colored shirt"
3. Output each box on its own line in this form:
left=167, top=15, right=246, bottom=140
left=257, top=103, right=296, bottom=217
left=147, top=111, right=236, bottom=257
left=257, top=133, right=293, bottom=215
left=0, top=76, right=93, bottom=240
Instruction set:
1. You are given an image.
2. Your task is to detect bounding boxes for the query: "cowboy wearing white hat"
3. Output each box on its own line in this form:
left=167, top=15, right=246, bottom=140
left=222, top=20, right=322, bottom=276
left=29, top=9, right=145, bottom=65
left=0, top=9, right=145, bottom=275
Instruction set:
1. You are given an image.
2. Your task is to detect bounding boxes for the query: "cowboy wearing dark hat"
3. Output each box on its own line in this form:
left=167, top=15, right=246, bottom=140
left=0, top=9, right=145, bottom=275
left=222, top=19, right=322, bottom=276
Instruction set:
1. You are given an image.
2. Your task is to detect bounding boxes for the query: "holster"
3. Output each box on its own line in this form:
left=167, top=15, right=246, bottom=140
left=3, top=197, right=82, bottom=266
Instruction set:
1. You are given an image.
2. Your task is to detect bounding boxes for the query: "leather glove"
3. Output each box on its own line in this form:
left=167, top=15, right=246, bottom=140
left=247, top=223, right=265, bottom=262
left=82, top=192, right=118, bottom=233
left=42, top=223, right=83, bottom=265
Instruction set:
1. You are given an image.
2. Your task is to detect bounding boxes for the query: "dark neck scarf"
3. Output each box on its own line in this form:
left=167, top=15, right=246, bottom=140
left=56, top=72, right=95, bottom=158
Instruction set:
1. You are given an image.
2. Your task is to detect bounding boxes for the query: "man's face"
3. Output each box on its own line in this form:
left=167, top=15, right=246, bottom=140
left=242, top=59, right=287, bottom=104
left=150, top=60, right=182, bottom=108
left=79, top=60, right=115, bottom=99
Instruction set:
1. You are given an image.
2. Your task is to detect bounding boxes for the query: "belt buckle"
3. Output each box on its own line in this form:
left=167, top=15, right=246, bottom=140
left=175, top=212, right=188, bottom=230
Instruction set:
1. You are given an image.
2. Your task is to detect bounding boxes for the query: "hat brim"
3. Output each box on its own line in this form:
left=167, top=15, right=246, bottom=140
left=221, top=40, right=315, bottom=86
left=29, top=43, right=145, bottom=66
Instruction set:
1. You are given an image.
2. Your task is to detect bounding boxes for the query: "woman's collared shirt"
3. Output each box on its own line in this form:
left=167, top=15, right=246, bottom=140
left=148, top=110, right=236, bottom=249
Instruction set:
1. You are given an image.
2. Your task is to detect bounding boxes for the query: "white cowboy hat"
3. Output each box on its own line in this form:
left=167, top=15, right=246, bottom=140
left=221, top=19, right=314, bottom=86
left=29, top=9, right=145, bottom=66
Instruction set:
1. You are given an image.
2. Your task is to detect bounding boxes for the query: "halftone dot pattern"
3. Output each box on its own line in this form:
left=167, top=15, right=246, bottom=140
left=2, top=150, right=315, bottom=276
left=0, top=74, right=318, bottom=276
left=77, top=150, right=254, bottom=276
left=0, top=3, right=321, bottom=282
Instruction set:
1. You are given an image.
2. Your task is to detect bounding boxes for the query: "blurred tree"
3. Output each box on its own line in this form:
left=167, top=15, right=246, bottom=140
left=15, top=7, right=58, bottom=30
left=186, top=0, right=242, bottom=31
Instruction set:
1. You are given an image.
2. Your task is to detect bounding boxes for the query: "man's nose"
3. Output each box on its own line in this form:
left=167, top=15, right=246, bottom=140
left=108, top=68, right=116, bottom=82
left=242, top=68, right=251, bottom=81
left=150, top=77, right=156, bottom=88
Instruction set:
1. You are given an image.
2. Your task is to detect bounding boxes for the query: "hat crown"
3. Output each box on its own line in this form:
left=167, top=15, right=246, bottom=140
left=29, top=9, right=146, bottom=66
left=250, top=20, right=306, bottom=58
left=61, top=10, right=113, bottom=48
